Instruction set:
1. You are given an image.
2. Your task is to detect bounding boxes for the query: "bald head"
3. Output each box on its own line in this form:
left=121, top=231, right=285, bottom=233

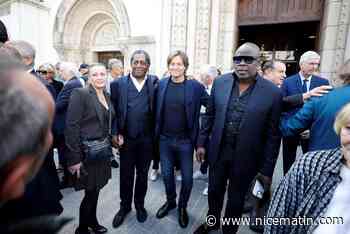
left=233, top=42, right=261, bottom=80
left=234, top=42, right=260, bottom=58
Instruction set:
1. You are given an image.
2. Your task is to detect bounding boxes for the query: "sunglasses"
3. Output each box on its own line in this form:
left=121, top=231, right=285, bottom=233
left=233, top=56, right=256, bottom=65
left=38, top=70, right=53, bottom=75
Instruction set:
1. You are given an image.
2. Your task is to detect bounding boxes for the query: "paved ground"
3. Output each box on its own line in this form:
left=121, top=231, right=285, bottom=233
left=58, top=147, right=290, bottom=234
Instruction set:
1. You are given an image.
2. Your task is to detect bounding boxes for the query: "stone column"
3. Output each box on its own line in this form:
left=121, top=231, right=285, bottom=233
left=216, top=0, right=238, bottom=73
left=319, top=0, right=350, bottom=85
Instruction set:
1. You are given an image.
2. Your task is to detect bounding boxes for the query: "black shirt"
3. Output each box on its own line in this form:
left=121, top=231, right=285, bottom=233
left=161, top=79, right=188, bottom=137
left=223, top=74, right=256, bottom=146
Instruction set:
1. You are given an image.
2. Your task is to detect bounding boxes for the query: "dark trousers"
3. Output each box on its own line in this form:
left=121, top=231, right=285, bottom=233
left=79, top=189, right=100, bottom=230
left=208, top=143, right=251, bottom=234
left=282, top=136, right=309, bottom=174
left=159, top=135, right=194, bottom=208
left=119, top=136, right=153, bottom=210
left=152, top=154, right=181, bottom=171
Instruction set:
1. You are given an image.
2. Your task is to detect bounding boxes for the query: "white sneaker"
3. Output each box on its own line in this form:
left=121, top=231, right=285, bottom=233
left=193, top=170, right=208, bottom=180
left=202, top=183, right=208, bottom=196
left=149, top=169, right=159, bottom=181
left=176, top=171, right=182, bottom=181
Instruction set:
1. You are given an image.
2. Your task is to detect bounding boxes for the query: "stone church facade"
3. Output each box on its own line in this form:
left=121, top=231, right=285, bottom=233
left=1, top=0, right=350, bottom=81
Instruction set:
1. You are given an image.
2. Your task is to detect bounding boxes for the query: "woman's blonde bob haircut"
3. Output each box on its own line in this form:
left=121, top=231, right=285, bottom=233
left=334, top=103, right=350, bottom=135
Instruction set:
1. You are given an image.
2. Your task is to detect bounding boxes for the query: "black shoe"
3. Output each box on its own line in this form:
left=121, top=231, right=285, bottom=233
left=178, top=208, right=189, bottom=228
left=136, top=207, right=148, bottom=223
left=89, top=224, right=108, bottom=233
left=75, top=227, right=91, bottom=234
left=156, top=201, right=176, bottom=219
left=111, top=159, right=119, bottom=168
left=112, top=208, right=131, bottom=228
left=194, top=223, right=219, bottom=234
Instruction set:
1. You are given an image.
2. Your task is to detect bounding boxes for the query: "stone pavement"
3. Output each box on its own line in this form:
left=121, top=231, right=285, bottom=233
left=58, top=148, right=287, bottom=234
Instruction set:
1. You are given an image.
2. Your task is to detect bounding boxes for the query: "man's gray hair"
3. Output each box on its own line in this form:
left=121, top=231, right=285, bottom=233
left=6, top=40, right=36, bottom=61
left=299, top=51, right=320, bottom=66
left=60, top=61, right=80, bottom=78
left=108, top=58, right=123, bottom=70
left=200, top=64, right=218, bottom=78
left=0, top=73, right=49, bottom=170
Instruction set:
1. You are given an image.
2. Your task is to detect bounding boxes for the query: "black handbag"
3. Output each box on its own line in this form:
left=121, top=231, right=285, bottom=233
left=82, top=100, right=113, bottom=163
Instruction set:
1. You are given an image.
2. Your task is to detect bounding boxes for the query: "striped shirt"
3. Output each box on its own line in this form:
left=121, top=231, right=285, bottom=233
left=265, top=148, right=344, bottom=234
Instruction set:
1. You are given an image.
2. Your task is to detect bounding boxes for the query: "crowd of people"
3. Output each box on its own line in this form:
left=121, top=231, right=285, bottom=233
left=1, top=19, right=350, bottom=234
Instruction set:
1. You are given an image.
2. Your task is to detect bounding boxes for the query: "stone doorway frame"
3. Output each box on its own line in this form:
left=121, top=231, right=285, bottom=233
left=53, top=0, right=131, bottom=64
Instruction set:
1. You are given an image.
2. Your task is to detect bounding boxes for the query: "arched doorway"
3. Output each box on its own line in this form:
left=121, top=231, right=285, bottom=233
left=53, top=0, right=131, bottom=64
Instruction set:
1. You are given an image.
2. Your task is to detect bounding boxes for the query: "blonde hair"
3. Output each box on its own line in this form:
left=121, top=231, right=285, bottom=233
left=334, top=103, right=350, bottom=135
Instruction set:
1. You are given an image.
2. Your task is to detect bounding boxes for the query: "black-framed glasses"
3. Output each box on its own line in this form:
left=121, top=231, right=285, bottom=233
left=233, top=56, right=256, bottom=65
left=38, top=70, right=54, bottom=75
left=38, top=70, right=48, bottom=75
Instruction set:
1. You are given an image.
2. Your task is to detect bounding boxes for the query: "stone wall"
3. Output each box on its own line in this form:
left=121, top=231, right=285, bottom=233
left=319, top=0, right=350, bottom=85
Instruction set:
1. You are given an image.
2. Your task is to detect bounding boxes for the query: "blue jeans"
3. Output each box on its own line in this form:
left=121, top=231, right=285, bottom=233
left=159, top=135, right=194, bottom=208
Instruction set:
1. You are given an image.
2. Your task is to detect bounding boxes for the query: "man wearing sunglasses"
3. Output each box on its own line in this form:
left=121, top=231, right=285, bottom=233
left=194, top=42, right=282, bottom=234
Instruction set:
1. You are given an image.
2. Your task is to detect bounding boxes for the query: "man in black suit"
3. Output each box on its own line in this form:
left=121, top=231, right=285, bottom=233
left=194, top=43, right=283, bottom=234
left=110, top=50, right=158, bottom=228
left=1, top=41, right=63, bottom=219
left=0, top=61, right=71, bottom=234
left=54, top=62, right=83, bottom=188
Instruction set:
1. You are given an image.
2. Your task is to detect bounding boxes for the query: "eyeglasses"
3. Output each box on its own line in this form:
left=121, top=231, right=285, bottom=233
left=233, top=56, right=256, bottom=65
left=38, top=70, right=53, bottom=75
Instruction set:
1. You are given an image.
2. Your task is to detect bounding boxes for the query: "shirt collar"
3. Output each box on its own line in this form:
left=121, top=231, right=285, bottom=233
left=299, top=72, right=312, bottom=82
left=130, top=74, right=147, bottom=92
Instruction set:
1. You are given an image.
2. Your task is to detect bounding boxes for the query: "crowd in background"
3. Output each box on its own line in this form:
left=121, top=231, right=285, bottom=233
left=1, top=19, right=350, bottom=234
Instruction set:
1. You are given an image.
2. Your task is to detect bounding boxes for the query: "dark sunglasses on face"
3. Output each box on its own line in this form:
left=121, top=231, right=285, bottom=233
left=38, top=70, right=53, bottom=75
left=233, top=56, right=256, bottom=65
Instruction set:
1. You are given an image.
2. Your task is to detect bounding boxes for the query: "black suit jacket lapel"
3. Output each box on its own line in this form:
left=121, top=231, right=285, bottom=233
left=185, top=79, right=194, bottom=124
left=296, top=73, right=304, bottom=93
left=147, top=75, right=155, bottom=112
left=220, top=74, right=234, bottom=119
left=88, top=86, right=104, bottom=127
left=121, top=76, right=129, bottom=122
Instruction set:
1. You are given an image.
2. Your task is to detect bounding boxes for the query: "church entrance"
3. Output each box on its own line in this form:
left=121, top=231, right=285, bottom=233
left=97, top=51, right=124, bottom=68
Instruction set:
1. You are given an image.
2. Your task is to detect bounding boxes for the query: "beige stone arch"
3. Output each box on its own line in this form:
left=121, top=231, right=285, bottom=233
left=53, top=0, right=131, bottom=63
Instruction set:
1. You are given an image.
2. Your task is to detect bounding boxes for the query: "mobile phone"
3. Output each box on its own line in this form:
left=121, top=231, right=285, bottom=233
left=252, top=180, right=264, bottom=199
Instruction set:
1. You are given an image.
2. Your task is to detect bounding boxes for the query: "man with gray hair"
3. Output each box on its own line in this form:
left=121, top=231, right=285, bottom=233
left=5, top=40, right=57, bottom=98
left=0, top=62, right=67, bottom=232
left=54, top=61, right=83, bottom=188
left=106, top=58, right=124, bottom=94
left=281, top=51, right=331, bottom=174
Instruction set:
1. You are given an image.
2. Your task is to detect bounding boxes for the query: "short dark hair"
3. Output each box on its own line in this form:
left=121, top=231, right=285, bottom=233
left=0, top=20, right=8, bottom=43
left=130, top=50, right=151, bottom=65
left=167, top=50, right=189, bottom=71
